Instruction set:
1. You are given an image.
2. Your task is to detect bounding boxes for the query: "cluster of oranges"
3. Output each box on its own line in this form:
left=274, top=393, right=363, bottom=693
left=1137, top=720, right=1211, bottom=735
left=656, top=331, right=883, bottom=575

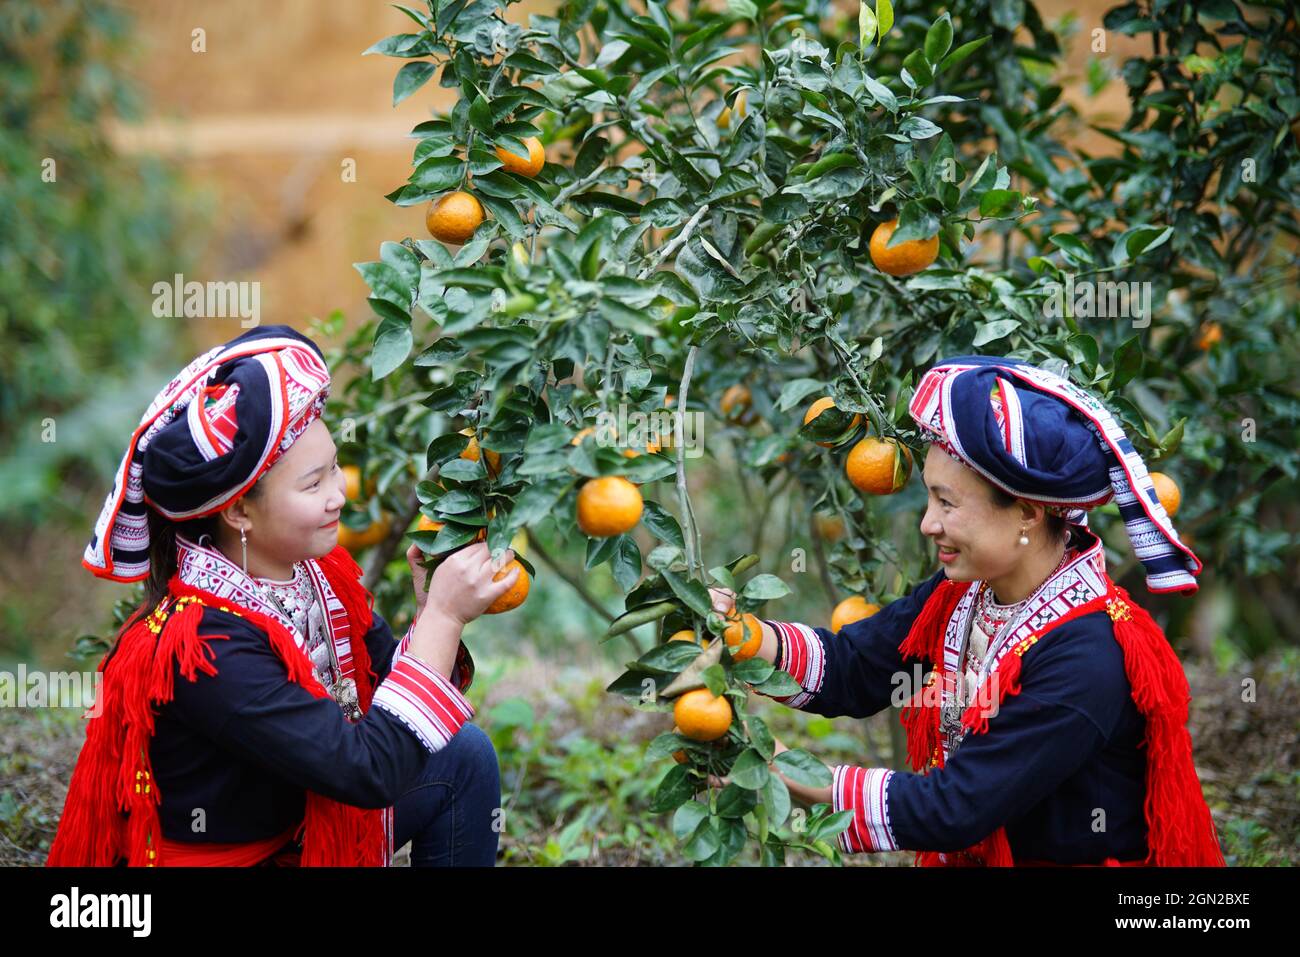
left=800, top=394, right=913, bottom=496
left=425, top=136, right=546, bottom=245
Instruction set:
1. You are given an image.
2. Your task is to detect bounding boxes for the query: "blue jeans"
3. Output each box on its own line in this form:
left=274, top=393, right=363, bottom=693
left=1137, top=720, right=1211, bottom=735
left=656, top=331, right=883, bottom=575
left=392, top=722, right=501, bottom=866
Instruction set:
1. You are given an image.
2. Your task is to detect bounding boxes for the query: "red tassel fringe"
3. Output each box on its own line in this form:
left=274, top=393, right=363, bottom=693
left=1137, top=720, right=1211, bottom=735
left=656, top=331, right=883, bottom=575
left=897, top=578, right=1224, bottom=868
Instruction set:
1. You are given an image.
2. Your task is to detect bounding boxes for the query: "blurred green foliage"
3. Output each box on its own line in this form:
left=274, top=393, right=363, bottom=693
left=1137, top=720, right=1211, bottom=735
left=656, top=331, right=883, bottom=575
left=0, top=0, right=201, bottom=523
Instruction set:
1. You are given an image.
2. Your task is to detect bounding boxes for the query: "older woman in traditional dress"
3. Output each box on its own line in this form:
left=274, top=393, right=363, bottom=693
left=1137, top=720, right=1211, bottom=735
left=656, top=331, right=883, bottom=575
left=712, top=354, right=1224, bottom=866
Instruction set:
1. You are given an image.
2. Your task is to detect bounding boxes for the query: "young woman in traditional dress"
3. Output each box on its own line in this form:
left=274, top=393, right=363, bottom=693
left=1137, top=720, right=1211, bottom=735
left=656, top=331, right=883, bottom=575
left=710, top=354, right=1224, bottom=866
left=47, top=325, right=514, bottom=866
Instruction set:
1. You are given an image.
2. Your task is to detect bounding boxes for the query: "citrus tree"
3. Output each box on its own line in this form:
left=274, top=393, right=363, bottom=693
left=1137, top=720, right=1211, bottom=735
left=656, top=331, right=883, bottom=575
left=336, top=0, right=1300, bottom=865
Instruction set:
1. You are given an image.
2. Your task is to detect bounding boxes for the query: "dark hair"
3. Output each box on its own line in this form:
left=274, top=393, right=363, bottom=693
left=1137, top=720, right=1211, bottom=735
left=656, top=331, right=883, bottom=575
left=140, top=481, right=263, bottom=611
left=986, top=483, right=1068, bottom=542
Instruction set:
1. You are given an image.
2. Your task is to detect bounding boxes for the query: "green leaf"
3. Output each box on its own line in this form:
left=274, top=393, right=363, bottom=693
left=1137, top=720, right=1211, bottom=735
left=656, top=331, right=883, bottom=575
left=924, top=14, right=953, bottom=64
left=775, top=378, right=826, bottom=412
left=716, top=783, right=758, bottom=819
left=940, top=35, right=989, bottom=73
left=876, top=0, right=894, bottom=40
left=740, top=574, right=791, bottom=601
left=469, top=93, right=494, bottom=135
left=672, top=800, right=709, bottom=840
left=978, top=188, right=1022, bottom=218
left=1110, top=335, right=1144, bottom=391
left=641, top=500, right=685, bottom=547
left=1126, top=224, right=1174, bottom=259
left=393, top=60, right=436, bottom=105
left=371, top=315, right=413, bottom=380
left=762, top=773, right=791, bottom=828
left=902, top=49, right=933, bottom=87
left=683, top=816, right=721, bottom=861
left=661, top=568, right=715, bottom=618
left=773, top=749, right=833, bottom=788
left=729, top=749, right=772, bottom=790
left=1048, top=233, right=1095, bottom=266
left=353, top=261, right=411, bottom=308
left=611, top=535, right=643, bottom=592
left=858, top=3, right=878, bottom=51
left=972, top=318, right=1020, bottom=346
left=752, top=669, right=801, bottom=697
left=650, top=764, right=695, bottom=813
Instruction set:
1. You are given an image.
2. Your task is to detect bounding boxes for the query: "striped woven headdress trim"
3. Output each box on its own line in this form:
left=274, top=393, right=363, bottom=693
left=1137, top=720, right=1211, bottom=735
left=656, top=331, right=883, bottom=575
left=910, top=357, right=1201, bottom=595
left=84, top=329, right=330, bottom=583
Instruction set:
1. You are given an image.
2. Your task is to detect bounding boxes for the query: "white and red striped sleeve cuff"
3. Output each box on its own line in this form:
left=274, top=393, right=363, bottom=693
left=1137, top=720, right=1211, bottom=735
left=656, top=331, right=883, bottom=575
left=371, top=653, right=475, bottom=752
left=390, top=622, right=415, bottom=674
left=832, top=765, right=899, bottom=853
left=760, top=620, right=825, bottom=709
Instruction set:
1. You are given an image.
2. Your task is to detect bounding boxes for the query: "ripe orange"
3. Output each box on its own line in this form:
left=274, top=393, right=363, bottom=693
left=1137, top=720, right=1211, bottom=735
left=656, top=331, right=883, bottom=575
left=846, top=436, right=912, bottom=495
left=813, top=513, right=846, bottom=542
left=1195, top=322, right=1223, bottom=351
left=717, top=89, right=748, bottom=130
left=803, top=396, right=863, bottom=446
left=341, top=465, right=376, bottom=501
left=416, top=514, right=444, bottom=533
left=673, top=688, right=733, bottom=742
left=831, top=596, right=881, bottom=633
left=575, top=476, right=644, bottom=537
left=485, top=559, right=530, bottom=614
left=494, top=136, right=546, bottom=177
left=459, top=429, right=501, bottom=476
left=426, top=191, right=485, bottom=245
left=1149, top=471, right=1181, bottom=518
left=720, top=384, right=757, bottom=425
left=338, top=513, right=392, bottom=552
left=669, top=629, right=712, bottom=649
left=722, top=613, right=762, bottom=661
left=869, top=218, right=939, bottom=277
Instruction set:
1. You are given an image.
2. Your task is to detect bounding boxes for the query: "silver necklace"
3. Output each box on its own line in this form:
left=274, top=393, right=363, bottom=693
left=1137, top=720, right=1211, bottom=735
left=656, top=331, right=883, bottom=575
left=253, top=565, right=362, bottom=721
left=941, top=546, right=1072, bottom=751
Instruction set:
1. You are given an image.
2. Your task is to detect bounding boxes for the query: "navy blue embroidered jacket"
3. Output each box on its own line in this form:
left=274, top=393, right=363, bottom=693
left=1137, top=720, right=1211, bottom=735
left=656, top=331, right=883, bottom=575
left=147, top=607, right=471, bottom=843
left=762, top=566, right=1150, bottom=864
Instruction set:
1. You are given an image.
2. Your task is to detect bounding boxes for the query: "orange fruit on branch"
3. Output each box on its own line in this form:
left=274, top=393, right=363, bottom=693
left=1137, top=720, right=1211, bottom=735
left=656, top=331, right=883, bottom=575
left=338, top=513, right=392, bottom=552
left=869, top=218, right=939, bottom=277
left=426, top=190, right=485, bottom=245
left=846, top=436, right=912, bottom=495
left=576, top=476, right=644, bottom=537
left=1149, top=471, right=1181, bottom=518
left=673, top=689, right=733, bottom=742
left=1195, top=322, right=1223, bottom=351
left=722, top=613, right=762, bottom=661
left=494, top=136, right=546, bottom=177
left=484, top=559, right=530, bottom=614
left=813, top=513, right=845, bottom=542
left=831, top=596, right=881, bottom=633
left=803, top=396, right=863, bottom=447
left=720, top=383, right=757, bottom=425
left=459, top=429, right=501, bottom=477
left=717, top=89, right=748, bottom=130
left=341, top=465, right=377, bottom=501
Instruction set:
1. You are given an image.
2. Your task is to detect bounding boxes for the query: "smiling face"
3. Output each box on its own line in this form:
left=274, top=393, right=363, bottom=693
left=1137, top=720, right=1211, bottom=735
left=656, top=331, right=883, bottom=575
left=919, top=445, right=1031, bottom=584
left=220, top=417, right=347, bottom=574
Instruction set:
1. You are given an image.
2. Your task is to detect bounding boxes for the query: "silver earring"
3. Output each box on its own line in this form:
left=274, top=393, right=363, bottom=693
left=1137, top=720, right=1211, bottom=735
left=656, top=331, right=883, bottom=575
left=1018, top=527, right=1029, bottom=546
left=240, top=526, right=249, bottom=575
